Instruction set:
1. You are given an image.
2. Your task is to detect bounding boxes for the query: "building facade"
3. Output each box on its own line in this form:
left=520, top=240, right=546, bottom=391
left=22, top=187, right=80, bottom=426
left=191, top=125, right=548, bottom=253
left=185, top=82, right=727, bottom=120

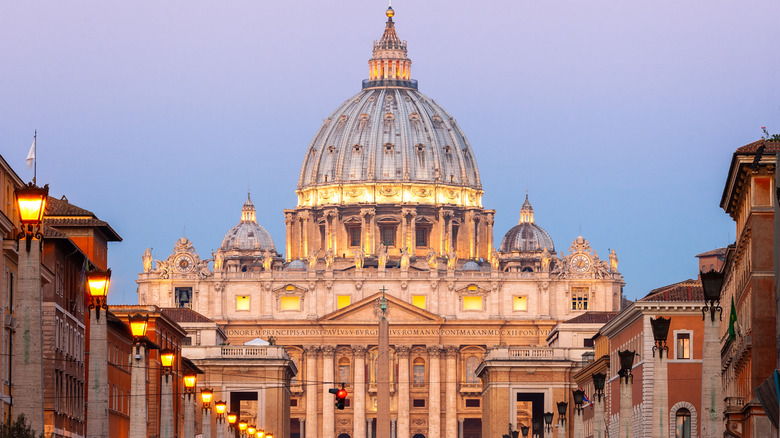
left=137, top=7, right=625, bottom=438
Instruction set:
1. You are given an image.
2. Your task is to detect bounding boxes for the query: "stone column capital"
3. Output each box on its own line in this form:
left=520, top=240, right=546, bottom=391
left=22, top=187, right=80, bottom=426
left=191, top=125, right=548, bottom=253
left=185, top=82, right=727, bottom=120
left=395, top=345, right=412, bottom=358
left=304, top=345, right=321, bottom=355
left=352, top=345, right=368, bottom=356
left=427, top=345, right=442, bottom=357
left=443, top=346, right=459, bottom=357
left=321, top=345, right=336, bottom=357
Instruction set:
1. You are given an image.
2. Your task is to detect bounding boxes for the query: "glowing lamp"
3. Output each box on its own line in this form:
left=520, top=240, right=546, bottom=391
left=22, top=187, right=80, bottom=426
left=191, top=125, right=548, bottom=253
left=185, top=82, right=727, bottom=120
left=256, top=430, right=265, bottom=438
left=238, top=421, right=248, bottom=431
left=201, top=388, right=213, bottom=405
left=159, top=349, right=175, bottom=368
left=128, top=314, right=148, bottom=340
left=15, top=182, right=48, bottom=226
left=215, top=400, right=227, bottom=415
left=86, top=268, right=111, bottom=298
left=184, top=373, right=197, bottom=389
left=266, top=434, right=273, bottom=438
left=227, top=412, right=237, bottom=425
left=247, top=425, right=256, bottom=435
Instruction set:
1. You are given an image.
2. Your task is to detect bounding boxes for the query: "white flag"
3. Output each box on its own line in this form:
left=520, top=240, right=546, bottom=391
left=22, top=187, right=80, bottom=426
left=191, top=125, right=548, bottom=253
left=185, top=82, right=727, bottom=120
left=26, top=137, right=35, bottom=169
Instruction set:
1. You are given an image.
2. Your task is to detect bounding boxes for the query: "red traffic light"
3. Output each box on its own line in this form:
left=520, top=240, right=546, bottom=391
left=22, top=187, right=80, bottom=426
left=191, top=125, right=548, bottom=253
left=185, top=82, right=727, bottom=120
left=337, top=389, right=348, bottom=399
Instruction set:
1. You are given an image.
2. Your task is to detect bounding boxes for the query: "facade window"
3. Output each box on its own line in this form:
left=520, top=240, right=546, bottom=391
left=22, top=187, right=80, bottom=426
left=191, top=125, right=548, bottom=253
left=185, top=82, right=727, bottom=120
left=415, top=227, right=429, bottom=247
left=412, top=399, right=426, bottom=407
left=451, top=226, right=459, bottom=250
left=175, top=287, right=192, bottom=308
left=320, top=225, right=326, bottom=250
left=338, top=358, right=351, bottom=384
left=675, top=408, right=691, bottom=438
left=349, top=227, right=361, bottom=247
left=465, top=356, right=480, bottom=383
left=513, top=296, right=527, bottom=311
left=381, top=226, right=396, bottom=247
left=413, top=358, right=425, bottom=385
left=337, top=295, right=351, bottom=309
left=571, top=287, right=589, bottom=310
left=412, top=295, right=426, bottom=310
left=676, top=332, right=691, bottom=359
left=465, top=399, right=480, bottom=407
left=463, top=296, right=482, bottom=311
left=236, top=296, right=250, bottom=311
left=280, top=296, right=301, bottom=311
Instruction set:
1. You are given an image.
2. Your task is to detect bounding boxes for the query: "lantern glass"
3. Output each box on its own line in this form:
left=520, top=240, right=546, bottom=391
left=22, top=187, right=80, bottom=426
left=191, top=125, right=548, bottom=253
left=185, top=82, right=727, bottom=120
left=201, top=388, right=213, bottom=404
left=557, top=401, right=568, bottom=415
left=247, top=425, right=256, bottom=435
left=128, top=314, right=148, bottom=339
left=592, top=372, right=606, bottom=391
left=573, top=389, right=585, bottom=405
left=215, top=401, right=227, bottom=414
left=543, top=412, right=554, bottom=425
left=521, top=425, right=530, bottom=437
left=266, top=434, right=273, bottom=438
left=700, top=270, right=724, bottom=302
left=159, top=349, right=175, bottom=368
left=227, top=412, right=237, bottom=424
left=650, top=316, right=671, bottom=342
left=618, top=350, right=635, bottom=372
left=238, top=421, right=247, bottom=431
left=86, top=269, right=111, bottom=298
left=257, top=430, right=265, bottom=438
left=15, top=183, right=48, bottom=225
left=184, top=373, right=197, bottom=388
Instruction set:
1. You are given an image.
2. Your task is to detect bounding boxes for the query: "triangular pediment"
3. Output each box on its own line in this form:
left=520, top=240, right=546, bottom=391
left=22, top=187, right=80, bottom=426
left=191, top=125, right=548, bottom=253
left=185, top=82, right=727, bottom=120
left=320, top=292, right=445, bottom=323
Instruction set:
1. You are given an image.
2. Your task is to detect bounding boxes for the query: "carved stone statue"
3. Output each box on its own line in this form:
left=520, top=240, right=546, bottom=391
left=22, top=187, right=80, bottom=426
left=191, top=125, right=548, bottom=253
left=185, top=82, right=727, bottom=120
left=446, top=249, right=458, bottom=271
left=541, top=247, right=551, bottom=272
left=325, top=248, right=335, bottom=270
left=426, top=249, right=438, bottom=270
left=354, top=248, right=365, bottom=270
left=263, top=250, right=273, bottom=271
left=378, top=245, right=388, bottom=270
left=156, top=260, right=170, bottom=279
left=609, top=249, right=619, bottom=272
left=490, top=248, right=500, bottom=270
left=142, top=248, right=153, bottom=273
left=213, top=249, right=224, bottom=271
left=307, top=252, right=318, bottom=270
left=399, top=247, right=410, bottom=271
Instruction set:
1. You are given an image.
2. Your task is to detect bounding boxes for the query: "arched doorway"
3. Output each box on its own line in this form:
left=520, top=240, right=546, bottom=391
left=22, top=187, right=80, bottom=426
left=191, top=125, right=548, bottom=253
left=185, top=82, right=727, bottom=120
left=337, top=434, right=351, bottom=438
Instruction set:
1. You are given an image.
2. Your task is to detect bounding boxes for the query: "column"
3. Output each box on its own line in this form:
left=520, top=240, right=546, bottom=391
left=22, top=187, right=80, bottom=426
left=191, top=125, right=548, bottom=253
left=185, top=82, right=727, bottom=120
left=427, top=345, right=441, bottom=438
left=652, top=351, right=668, bottom=438
left=367, top=419, right=374, bottom=438
left=401, top=210, right=408, bottom=249
left=285, top=215, right=294, bottom=261
left=439, top=211, right=447, bottom=254
left=444, top=346, right=458, bottom=438
left=161, top=375, right=174, bottom=437
left=486, top=214, right=494, bottom=258
left=322, top=346, right=336, bottom=438
left=701, top=315, right=724, bottom=438
left=300, top=419, right=305, bottom=438
left=202, top=406, right=212, bottom=438
left=396, top=346, right=411, bottom=438
left=325, top=212, right=332, bottom=250
left=305, top=346, right=320, bottom=437
left=87, top=310, right=109, bottom=437
left=573, top=409, right=583, bottom=438
left=12, top=240, right=45, bottom=434
left=458, top=419, right=464, bottom=438
left=361, top=210, right=368, bottom=254
left=391, top=418, right=397, bottom=438
left=409, top=212, right=417, bottom=255
left=593, top=392, right=605, bottom=438
left=129, top=345, right=148, bottom=438
left=299, top=217, right=305, bottom=258
left=370, top=214, right=377, bottom=254
left=183, top=393, right=195, bottom=438
left=619, top=377, right=632, bottom=438
left=353, top=346, right=367, bottom=438
left=215, top=416, right=225, bottom=438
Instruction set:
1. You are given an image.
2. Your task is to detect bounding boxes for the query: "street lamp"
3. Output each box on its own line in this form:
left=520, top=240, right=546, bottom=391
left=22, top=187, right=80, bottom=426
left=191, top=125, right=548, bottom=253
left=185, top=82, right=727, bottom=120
left=521, top=425, right=530, bottom=438
left=618, top=350, right=636, bottom=383
left=215, top=400, right=227, bottom=419
left=184, top=373, right=198, bottom=438
left=557, top=401, right=568, bottom=421
left=202, top=388, right=214, bottom=438
left=247, top=425, right=256, bottom=436
left=573, top=390, right=585, bottom=414
left=256, top=429, right=265, bottom=438
left=592, top=372, right=606, bottom=402
left=238, top=420, right=248, bottom=438
left=129, top=313, right=149, bottom=353
left=201, top=388, right=214, bottom=408
left=650, top=316, right=671, bottom=358
left=227, top=412, right=237, bottom=429
left=15, top=182, right=49, bottom=251
left=128, top=312, right=150, bottom=438
left=701, top=269, right=724, bottom=321
left=184, top=373, right=197, bottom=393
left=700, top=268, right=726, bottom=437
left=86, top=267, right=110, bottom=320
left=160, top=349, right=175, bottom=377
left=159, top=348, right=177, bottom=438
left=543, top=412, right=554, bottom=433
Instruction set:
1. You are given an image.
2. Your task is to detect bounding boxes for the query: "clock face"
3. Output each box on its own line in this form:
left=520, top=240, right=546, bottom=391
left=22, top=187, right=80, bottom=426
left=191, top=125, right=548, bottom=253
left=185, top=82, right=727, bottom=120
left=175, top=254, right=194, bottom=273
left=571, top=254, right=591, bottom=273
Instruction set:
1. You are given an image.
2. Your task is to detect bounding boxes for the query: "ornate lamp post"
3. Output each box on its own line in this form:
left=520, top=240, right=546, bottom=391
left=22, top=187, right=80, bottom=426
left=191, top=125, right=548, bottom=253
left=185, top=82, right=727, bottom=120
left=247, top=425, right=256, bottom=437
left=503, top=422, right=520, bottom=438
left=129, top=313, right=150, bottom=438
left=533, top=420, right=542, bottom=438
left=256, top=429, right=265, bottom=438
left=700, top=270, right=725, bottom=438
left=238, top=420, right=248, bottom=438
left=86, top=267, right=111, bottom=437
left=592, top=372, right=606, bottom=438
left=215, top=400, right=227, bottom=438
left=184, top=373, right=198, bottom=438
left=160, top=348, right=176, bottom=438
left=573, top=389, right=585, bottom=438
left=227, top=412, right=237, bottom=436
left=543, top=412, right=554, bottom=438
left=557, top=401, right=568, bottom=438
left=11, top=182, right=48, bottom=434
left=618, top=350, right=635, bottom=438
left=650, top=316, right=671, bottom=438
left=202, top=388, right=214, bottom=438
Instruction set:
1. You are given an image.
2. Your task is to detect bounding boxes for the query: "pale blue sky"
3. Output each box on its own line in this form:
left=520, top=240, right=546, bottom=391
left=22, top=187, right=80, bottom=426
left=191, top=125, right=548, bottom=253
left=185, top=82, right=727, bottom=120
left=1, top=1, right=778, bottom=304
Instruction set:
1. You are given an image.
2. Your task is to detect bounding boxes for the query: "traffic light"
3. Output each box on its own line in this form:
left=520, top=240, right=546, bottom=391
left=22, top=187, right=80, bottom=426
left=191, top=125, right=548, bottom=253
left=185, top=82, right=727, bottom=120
left=329, top=386, right=348, bottom=410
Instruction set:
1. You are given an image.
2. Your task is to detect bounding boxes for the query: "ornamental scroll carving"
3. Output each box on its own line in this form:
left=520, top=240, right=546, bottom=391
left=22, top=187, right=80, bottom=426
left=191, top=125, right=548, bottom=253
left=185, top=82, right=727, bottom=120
left=395, top=346, right=411, bottom=358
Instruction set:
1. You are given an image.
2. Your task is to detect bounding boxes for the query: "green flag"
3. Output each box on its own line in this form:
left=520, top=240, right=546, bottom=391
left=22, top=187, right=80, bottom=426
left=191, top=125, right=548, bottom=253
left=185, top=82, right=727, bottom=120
left=728, top=295, right=738, bottom=342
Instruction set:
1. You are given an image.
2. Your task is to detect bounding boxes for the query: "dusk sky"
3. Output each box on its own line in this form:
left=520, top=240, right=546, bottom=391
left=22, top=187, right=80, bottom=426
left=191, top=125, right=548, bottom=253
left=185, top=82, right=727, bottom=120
left=2, top=1, right=778, bottom=304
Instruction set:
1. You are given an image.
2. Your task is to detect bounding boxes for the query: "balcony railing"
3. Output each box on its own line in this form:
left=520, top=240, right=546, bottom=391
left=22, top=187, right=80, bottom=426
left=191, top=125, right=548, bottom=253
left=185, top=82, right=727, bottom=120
left=181, top=345, right=289, bottom=360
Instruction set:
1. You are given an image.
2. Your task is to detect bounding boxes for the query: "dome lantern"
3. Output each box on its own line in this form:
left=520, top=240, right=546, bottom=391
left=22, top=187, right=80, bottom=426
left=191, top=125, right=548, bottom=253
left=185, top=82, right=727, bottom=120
left=365, top=6, right=414, bottom=89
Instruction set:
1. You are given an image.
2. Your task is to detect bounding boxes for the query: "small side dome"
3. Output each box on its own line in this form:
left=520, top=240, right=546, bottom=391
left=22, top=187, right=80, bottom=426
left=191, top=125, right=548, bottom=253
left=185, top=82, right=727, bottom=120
left=220, top=194, right=276, bottom=251
left=462, top=261, right=480, bottom=271
left=286, top=260, right=307, bottom=271
left=499, top=195, right=555, bottom=253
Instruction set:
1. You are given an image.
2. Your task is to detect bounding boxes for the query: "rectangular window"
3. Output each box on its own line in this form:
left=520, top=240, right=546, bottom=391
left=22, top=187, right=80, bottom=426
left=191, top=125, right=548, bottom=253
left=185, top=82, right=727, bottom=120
left=584, top=338, right=594, bottom=347
left=175, top=287, right=192, bottom=308
left=513, top=296, right=527, bottom=311
left=350, top=227, right=361, bottom=247
left=281, top=296, right=301, bottom=311
left=412, top=295, right=427, bottom=310
left=415, top=227, right=429, bottom=247
left=338, top=365, right=351, bottom=384
left=465, top=399, right=480, bottom=408
left=236, top=296, right=250, bottom=311
left=451, top=226, right=459, bottom=250
left=413, top=364, right=425, bottom=384
left=413, top=399, right=426, bottom=408
left=571, top=287, right=589, bottom=310
left=463, top=296, right=483, bottom=311
left=676, top=333, right=691, bottom=359
left=290, top=398, right=298, bottom=407
left=381, top=226, right=396, bottom=247
left=337, top=295, right=351, bottom=309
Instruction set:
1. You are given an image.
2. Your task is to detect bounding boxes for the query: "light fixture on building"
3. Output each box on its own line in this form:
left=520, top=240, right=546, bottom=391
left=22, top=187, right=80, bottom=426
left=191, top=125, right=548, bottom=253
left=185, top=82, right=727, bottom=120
left=520, top=425, right=529, bottom=438
left=618, top=350, right=636, bottom=383
left=14, top=182, right=49, bottom=251
left=700, top=269, right=724, bottom=321
left=238, top=420, right=248, bottom=437
left=215, top=400, right=227, bottom=422
left=557, top=401, right=568, bottom=423
left=502, top=422, right=520, bottom=438
left=573, top=389, right=585, bottom=414
left=86, top=267, right=111, bottom=319
left=592, top=372, right=606, bottom=402
left=128, top=313, right=149, bottom=355
left=650, top=316, right=671, bottom=358
left=159, top=349, right=175, bottom=380
left=543, top=412, right=554, bottom=433
left=201, top=388, right=213, bottom=410
left=227, top=412, right=237, bottom=429
left=256, top=429, right=265, bottom=438
left=184, top=373, right=197, bottom=394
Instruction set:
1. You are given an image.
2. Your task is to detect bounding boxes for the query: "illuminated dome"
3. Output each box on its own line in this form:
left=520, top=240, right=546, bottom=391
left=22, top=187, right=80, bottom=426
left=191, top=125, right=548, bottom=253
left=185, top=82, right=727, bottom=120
left=499, top=195, right=555, bottom=253
left=220, top=195, right=276, bottom=251
left=296, top=9, right=482, bottom=208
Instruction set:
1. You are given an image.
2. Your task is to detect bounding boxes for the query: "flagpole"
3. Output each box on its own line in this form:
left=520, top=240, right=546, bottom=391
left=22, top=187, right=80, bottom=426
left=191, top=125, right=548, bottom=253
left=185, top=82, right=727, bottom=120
left=33, top=130, right=37, bottom=185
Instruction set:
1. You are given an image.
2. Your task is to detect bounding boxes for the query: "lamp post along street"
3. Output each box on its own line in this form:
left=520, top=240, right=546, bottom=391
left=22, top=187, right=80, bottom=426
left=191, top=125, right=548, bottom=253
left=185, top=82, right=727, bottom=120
left=129, top=313, right=149, bottom=438
left=557, top=401, right=568, bottom=438
left=544, top=412, right=554, bottom=438
left=160, top=349, right=176, bottom=438
left=700, top=270, right=725, bottom=438
left=202, top=388, right=214, bottom=438
left=86, top=268, right=111, bottom=438
left=184, top=373, right=197, bottom=438
left=592, top=373, right=606, bottom=438
left=618, top=350, right=635, bottom=438
left=215, top=401, right=227, bottom=438
left=573, top=390, right=585, bottom=438
left=650, top=316, right=671, bottom=438
left=11, top=182, right=48, bottom=434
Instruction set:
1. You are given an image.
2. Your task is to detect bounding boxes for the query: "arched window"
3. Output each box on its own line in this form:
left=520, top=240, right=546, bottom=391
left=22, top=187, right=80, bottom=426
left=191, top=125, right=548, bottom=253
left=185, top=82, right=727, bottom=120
left=290, top=357, right=299, bottom=386
left=413, top=358, right=425, bottom=385
left=338, top=357, right=351, bottom=385
left=465, top=356, right=480, bottom=383
left=675, top=408, right=691, bottom=438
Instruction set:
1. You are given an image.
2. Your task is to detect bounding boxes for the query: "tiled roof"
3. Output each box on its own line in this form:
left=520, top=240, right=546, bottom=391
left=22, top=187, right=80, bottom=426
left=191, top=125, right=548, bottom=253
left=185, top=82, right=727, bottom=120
left=45, top=196, right=96, bottom=217
left=695, top=247, right=727, bottom=258
left=43, top=196, right=122, bottom=241
left=641, top=279, right=703, bottom=302
left=161, top=308, right=215, bottom=324
left=561, top=311, right=618, bottom=324
left=735, top=139, right=780, bottom=154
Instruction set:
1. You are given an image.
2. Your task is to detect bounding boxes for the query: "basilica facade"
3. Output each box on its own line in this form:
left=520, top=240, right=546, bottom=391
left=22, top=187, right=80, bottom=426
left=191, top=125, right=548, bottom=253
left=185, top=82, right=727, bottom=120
left=137, top=7, right=625, bottom=438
